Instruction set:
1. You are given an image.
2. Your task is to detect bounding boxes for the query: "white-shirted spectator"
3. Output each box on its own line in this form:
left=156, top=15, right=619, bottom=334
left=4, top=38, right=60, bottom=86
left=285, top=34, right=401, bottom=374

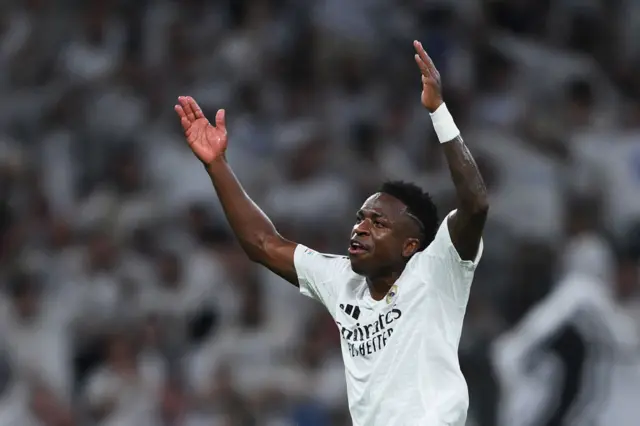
left=84, top=332, right=165, bottom=426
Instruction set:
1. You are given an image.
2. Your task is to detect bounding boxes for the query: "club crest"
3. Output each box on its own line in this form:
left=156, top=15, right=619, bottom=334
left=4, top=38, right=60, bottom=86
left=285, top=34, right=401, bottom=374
left=386, top=285, right=398, bottom=304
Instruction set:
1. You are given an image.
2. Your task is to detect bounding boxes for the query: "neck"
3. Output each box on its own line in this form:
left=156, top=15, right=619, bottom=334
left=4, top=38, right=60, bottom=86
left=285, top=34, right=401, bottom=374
left=366, top=268, right=404, bottom=301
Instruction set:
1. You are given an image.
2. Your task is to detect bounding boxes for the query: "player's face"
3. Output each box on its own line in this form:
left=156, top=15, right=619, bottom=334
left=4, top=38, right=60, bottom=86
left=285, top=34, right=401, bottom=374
left=348, top=193, right=417, bottom=276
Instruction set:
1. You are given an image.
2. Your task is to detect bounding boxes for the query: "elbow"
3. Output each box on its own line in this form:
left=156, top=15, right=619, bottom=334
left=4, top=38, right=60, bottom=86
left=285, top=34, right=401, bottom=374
left=243, top=232, right=276, bottom=264
left=462, top=195, right=489, bottom=219
left=470, top=182, right=490, bottom=216
left=474, top=196, right=489, bottom=216
left=245, top=247, right=263, bottom=264
left=244, top=237, right=267, bottom=263
left=473, top=201, right=489, bottom=222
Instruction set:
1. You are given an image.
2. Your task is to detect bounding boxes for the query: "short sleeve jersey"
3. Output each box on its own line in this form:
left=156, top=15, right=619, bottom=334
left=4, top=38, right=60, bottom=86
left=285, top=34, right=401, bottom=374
left=294, top=211, right=483, bottom=426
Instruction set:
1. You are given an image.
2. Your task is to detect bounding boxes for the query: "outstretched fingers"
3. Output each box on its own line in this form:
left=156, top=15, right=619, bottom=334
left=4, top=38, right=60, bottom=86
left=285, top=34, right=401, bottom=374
left=174, top=104, right=185, bottom=120
left=174, top=105, right=191, bottom=132
left=414, top=54, right=431, bottom=76
left=413, top=40, right=437, bottom=76
left=187, top=96, right=206, bottom=120
left=176, top=97, right=223, bottom=143
left=215, top=109, right=226, bottom=132
left=177, top=96, right=193, bottom=122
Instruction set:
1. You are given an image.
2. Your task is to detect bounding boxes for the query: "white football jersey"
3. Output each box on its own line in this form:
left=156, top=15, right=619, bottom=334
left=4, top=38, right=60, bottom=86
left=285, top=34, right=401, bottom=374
left=294, top=211, right=483, bottom=426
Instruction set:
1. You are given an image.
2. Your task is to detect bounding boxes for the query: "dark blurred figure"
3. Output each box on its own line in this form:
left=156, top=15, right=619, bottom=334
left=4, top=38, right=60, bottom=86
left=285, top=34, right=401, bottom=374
left=30, top=382, right=76, bottom=426
left=483, top=0, right=552, bottom=37
left=8, top=271, right=42, bottom=323
left=197, top=364, right=255, bottom=426
left=83, top=331, right=165, bottom=425
left=565, top=79, right=595, bottom=130
left=501, top=241, right=557, bottom=326
left=152, top=251, right=217, bottom=347
left=159, top=375, right=191, bottom=426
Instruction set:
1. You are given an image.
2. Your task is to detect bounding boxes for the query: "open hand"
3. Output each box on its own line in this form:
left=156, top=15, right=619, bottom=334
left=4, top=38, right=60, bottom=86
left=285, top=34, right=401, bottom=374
left=174, top=96, right=227, bottom=164
left=413, top=41, right=443, bottom=113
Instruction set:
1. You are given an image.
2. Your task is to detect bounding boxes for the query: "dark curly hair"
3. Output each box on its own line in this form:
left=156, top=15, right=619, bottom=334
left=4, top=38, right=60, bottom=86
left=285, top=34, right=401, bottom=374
left=379, top=181, right=439, bottom=250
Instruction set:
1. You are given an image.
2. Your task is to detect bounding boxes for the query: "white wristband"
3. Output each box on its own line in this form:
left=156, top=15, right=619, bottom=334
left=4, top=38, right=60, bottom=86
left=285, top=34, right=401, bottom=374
left=429, top=103, right=460, bottom=143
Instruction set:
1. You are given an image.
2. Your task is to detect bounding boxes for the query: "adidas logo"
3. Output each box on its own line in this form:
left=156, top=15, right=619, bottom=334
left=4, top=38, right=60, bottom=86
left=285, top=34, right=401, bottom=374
left=340, top=303, right=361, bottom=320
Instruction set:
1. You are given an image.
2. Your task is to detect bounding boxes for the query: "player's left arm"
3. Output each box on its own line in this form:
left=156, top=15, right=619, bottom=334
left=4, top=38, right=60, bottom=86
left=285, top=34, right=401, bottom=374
left=414, top=40, right=489, bottom=261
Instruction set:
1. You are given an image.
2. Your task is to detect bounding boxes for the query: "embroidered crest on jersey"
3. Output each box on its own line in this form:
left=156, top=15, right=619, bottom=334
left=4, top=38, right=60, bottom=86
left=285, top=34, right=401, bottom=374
left=386, top=284, right=399, bottom=304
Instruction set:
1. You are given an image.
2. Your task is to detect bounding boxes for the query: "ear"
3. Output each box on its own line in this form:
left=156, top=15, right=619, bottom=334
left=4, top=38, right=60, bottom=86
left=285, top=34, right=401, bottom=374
left=402, top=238, right=421, bottom=259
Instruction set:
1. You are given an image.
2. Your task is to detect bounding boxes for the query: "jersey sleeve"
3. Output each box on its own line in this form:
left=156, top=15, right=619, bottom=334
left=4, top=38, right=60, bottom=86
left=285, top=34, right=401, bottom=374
left=414, top=210, right=483, bottom=302
left=294, top=244, right=350, bottom=318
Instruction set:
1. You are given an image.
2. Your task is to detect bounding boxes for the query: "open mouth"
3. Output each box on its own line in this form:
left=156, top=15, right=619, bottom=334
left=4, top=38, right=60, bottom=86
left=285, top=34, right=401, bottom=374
left=348, top=240, right=369, bottom=255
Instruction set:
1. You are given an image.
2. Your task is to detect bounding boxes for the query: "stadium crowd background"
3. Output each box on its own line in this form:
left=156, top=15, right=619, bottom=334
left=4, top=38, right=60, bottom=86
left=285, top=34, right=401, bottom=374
left=0, top=0, right=639, bottom=425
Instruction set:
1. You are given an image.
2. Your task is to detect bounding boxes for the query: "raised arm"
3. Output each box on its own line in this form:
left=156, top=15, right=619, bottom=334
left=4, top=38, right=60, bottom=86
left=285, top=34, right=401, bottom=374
left=413, top=41, right=489, bottom=261
left=174, top=96, right=298, bottom=285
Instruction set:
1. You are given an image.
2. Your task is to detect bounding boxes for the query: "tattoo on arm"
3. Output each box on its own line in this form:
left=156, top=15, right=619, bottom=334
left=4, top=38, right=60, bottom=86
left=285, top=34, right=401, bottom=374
left=441, top=135, right=489, bottom=261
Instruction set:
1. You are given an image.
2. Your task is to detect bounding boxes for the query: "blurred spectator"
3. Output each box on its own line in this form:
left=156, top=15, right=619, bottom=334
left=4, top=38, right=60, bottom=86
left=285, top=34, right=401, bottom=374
left=84, top=331, right=165, bottom=426
left=1, top=271, right=74, bottom=401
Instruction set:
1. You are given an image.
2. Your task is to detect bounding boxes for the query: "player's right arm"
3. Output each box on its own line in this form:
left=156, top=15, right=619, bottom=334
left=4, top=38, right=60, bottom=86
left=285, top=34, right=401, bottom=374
left=174, top=96, right=298, bottom=285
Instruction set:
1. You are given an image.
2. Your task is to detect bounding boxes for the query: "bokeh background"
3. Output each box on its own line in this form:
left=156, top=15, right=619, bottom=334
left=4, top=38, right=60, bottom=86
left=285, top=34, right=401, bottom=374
left=1, top=0, right=639, bottom=425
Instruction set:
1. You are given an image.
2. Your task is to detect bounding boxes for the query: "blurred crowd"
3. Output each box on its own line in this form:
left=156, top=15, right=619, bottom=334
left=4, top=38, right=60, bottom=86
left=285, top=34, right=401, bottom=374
left=0, top=0, right=639, bottom=425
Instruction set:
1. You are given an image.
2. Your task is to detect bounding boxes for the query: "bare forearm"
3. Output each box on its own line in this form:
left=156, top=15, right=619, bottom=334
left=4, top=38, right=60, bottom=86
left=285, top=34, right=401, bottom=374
left=442, top=135, right=489, bottom=215
left=175, top=97, right=297, bottom=284
left=413, top=41, right=487, bottom=259
left=205, top=158, right=278, bottom=260
left=441, top=134, right=488, bottom=260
